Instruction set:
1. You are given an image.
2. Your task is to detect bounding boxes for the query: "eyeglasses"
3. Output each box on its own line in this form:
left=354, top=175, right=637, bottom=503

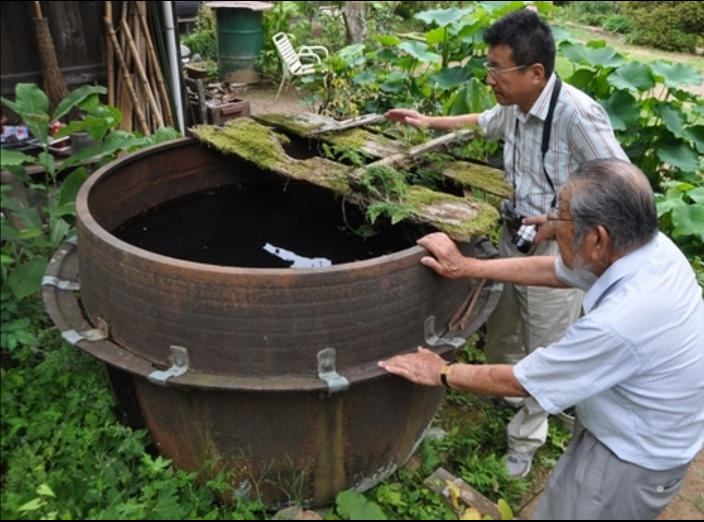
left=484, top=62, right=527, bottom=78
left=547, top=211, right=573, bottom=224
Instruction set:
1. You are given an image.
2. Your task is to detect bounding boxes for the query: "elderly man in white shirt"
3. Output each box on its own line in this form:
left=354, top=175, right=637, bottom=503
left=378, top=158, right=704, bottom=520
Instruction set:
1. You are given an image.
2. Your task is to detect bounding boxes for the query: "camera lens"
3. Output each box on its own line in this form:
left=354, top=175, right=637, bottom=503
left=512, top=224, right=537, bottom=254
left=514, top=236, right=532, bottom=253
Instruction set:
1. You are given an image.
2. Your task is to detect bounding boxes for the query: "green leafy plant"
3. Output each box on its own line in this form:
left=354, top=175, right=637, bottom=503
left=0, top=83, right=179, bottom=301
left=655, top=180, right=704, bottom=261
left=333, top=490, right=388, bottom=520
left=557, top=39, right=703, bottom=181
left=180, top=5, right=217, bottom=61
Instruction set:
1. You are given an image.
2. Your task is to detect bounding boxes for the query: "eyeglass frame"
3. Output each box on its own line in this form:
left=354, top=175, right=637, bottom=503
left=484, top=62, right=527, bottom=78
left=546, top=210, right=573, bottom=224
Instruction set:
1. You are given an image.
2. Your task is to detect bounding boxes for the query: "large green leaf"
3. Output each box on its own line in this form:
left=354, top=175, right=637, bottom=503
left=9, top=84, right=51, bottom=145
left=52, top=85, right=107, bottom=121
left=566, top=68, right=598, bottom=91
left=689, top=187, right=704, bottom=205
left=376, top=48, right=398, bottom=62
left=338, top=43, right=366, bottom=67
left=661, top=105, right=687, bottom=139
left=692, top=103, right=704, bottom=118
left=8, top=258, right=48, bottom=300
left=335, top=490, right=388, bottom=520
left=415, top=7, right=472, bottom=28
left=553, top=26, right=577, bottom=44
left=599, top=91, right=640, bottom=132
left=57, top=167, right=88, bottom=209
left=432, top=65, right=473, bottom=90
left=425, top=27, right=447, bottom=46
left=8, top=83, right=49, bottom=116
left=374, top=35, right=401, bottom=46
left=683, top=125, right=704, bottom=154
left=672, top=203, right=704, bottom=242
left=607, top=62, right=654, bottom=93
left=559, top=42, right=625, bottom=69
left=49, top=216, right=72, bottom=249
left=398, top=41, right=441, bottom=64
left=0, top=149, right=36, bottom=168
left=650, top=61, right=704, bottom=90
left=3, top=198, right=43, bottom=230
left=656, top=138, right=702, bottom=173
left=353, top=71, right=377, bottom=86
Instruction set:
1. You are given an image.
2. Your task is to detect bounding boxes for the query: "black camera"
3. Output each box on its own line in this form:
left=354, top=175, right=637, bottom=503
left=511, top=224, right=537, bottom=254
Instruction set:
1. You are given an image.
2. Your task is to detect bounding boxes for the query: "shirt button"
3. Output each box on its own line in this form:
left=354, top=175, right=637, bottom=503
left=656, top=485, right=664, bottom=493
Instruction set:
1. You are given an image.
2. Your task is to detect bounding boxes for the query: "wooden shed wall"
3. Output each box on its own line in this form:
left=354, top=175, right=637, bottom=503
left=0, top=1, right=118, bottom=97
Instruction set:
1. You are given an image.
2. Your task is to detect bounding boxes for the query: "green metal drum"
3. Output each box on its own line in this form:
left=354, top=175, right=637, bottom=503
left=212, top=2, right=272, bottom=83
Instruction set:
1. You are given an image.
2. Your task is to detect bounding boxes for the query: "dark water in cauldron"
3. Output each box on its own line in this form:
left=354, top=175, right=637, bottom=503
left=114, top=181, right=423, bottom=267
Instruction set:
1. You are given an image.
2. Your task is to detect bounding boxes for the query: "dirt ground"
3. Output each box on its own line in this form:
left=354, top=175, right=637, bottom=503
left=231, top=79, right=703, bottom=521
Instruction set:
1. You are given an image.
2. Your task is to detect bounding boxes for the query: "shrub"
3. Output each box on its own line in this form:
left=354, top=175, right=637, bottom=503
left=603, top=13, right=634, bottom=35
left=623, top=1, right=704, bottom=52
left=569, top=1, right=620, bottom=26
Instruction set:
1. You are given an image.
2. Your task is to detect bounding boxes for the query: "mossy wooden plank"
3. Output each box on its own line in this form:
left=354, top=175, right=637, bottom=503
left=252, top=112, right=404, bottom=159
left=405, top=187, right=500, bottom=241
left=189, top=118, right=501, bottom=242
left=436, top=160, right=512, bottom=199
left=189, top=119, right=354, bottom=194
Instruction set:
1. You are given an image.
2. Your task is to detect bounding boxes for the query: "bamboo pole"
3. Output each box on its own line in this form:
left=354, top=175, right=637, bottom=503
left=104, top=16, right=150, bottom=135
left=136, top=1, right=174, bottom=127
left=106, top=1, right=115, bottom=106
left=120, top=18, right=164, bottom=128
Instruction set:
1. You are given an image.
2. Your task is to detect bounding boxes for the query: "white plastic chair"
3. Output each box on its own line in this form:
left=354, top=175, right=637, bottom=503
left=273, top=32, right=329, bottom=102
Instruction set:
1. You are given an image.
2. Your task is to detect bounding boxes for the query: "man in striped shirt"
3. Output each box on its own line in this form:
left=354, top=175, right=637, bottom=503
left=384, top=9, right=628, bottom=478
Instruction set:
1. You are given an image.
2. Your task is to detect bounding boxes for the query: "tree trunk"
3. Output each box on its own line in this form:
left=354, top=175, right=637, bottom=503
left=342, top=1, right=366, bottom=45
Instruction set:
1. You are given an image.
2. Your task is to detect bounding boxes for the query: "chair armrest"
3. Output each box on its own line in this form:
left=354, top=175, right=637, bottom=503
left=299, top=45, right=329, bottom=59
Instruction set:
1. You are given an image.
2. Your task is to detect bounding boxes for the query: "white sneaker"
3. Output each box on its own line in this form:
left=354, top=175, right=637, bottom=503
left=505, top=448, right=535, bottom=478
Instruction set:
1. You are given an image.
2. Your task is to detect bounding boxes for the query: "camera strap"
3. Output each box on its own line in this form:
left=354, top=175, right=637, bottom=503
left=542, top=76, right=562, bottom=209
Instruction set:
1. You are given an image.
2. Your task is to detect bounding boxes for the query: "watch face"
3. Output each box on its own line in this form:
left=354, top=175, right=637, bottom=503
left=441, top=363, right=454, bottom=389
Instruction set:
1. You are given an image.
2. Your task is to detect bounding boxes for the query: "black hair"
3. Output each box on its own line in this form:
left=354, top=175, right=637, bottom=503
left=483, top=10, right=556, bottom=78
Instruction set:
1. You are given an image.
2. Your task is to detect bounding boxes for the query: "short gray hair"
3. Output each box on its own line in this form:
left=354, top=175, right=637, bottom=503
left=565, top=159, right=659, bottom=253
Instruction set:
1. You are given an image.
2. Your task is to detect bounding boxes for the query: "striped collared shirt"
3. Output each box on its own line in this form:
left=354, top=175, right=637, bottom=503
left=478, top=74, right=629, bottom=217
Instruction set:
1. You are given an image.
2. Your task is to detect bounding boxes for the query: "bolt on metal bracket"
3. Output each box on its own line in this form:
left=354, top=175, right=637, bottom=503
left=61, top=317, right=109, bottom=345
left=148, top=345, right=190, bottom=386
left=317, top=347, right=349, bottom=395
left=424, top=315, right=466, bottom=351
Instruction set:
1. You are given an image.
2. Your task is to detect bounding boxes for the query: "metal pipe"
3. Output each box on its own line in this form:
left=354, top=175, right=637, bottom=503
left=162, top=1, right=184, bottom=133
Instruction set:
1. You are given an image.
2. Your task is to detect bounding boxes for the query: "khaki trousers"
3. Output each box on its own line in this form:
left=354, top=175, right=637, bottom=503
left=485, top=226, right=583, bottom=453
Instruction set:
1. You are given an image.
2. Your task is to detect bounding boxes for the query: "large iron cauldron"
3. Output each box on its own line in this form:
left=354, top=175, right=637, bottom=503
left=43, top=137, right=500, bottom=508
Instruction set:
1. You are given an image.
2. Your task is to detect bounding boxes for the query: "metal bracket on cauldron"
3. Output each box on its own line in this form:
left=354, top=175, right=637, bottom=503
left=42, top=275, right=81, bottom=291
left=61, top=317, right=110, bottom=345
left=148, top=345, right=190, bottom=386
left=317, top=347, right=349, bottom=397
left=424, top=316, right=466, bottom=352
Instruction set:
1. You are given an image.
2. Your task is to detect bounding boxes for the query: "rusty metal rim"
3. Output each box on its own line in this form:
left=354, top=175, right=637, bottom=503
left=75, top=137, right=430, bottom=277
left=43, top=239, right=464, bottom=392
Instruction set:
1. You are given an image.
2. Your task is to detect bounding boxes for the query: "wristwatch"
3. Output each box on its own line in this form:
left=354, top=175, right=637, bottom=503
left=440, top=362, right=455, bottom=389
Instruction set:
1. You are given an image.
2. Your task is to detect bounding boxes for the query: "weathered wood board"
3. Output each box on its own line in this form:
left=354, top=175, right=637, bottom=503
left=190, top=115, right=511, bottom=242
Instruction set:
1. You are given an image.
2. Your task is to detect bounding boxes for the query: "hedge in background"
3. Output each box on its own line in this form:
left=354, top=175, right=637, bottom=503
left=623, top=1, right=704, bottom=52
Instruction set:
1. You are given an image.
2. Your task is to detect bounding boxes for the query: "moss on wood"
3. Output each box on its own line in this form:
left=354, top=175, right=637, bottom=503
left=405, top=187, right=500, bottom=241
left=441, top=160, right=512, bottom=199
left=189, top=117, right=502, bottom=242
